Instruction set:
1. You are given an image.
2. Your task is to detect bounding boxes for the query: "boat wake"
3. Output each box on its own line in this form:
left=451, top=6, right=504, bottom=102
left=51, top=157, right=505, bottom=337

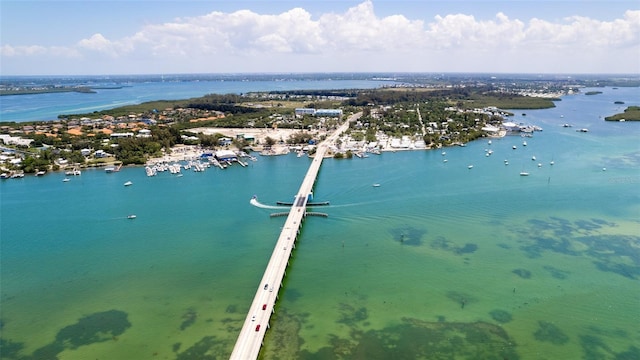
left=250, top=197, right=288, bottom=210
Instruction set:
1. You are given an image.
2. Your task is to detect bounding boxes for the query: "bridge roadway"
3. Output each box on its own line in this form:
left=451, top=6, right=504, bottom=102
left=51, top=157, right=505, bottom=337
left=230, top=113, right=360, bottom=359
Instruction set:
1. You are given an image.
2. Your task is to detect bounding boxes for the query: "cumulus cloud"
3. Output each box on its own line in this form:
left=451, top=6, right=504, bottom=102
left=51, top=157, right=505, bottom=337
left=1, top=0, right=638, bottom=73
left=1, top=45, right=48, bottom=56
left=76, top=3, right=640, bottom=56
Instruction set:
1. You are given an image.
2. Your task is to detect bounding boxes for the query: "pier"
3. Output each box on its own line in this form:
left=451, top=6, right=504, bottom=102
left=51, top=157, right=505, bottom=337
left=230, top=113, right=359, bottom=359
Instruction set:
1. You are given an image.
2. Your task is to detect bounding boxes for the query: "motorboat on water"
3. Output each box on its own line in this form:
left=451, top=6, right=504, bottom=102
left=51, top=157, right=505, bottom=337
left=127, top=215, right=137, bottom=219
left=372, top=183, right=381, bottom=187
left=520, top=172, right=530, bottom=176
left=124, top=181, right=133, bottom=186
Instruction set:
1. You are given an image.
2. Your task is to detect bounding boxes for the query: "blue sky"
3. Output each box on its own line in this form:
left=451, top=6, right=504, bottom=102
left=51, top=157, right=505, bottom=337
left=1, top=0, right=638, bottom=75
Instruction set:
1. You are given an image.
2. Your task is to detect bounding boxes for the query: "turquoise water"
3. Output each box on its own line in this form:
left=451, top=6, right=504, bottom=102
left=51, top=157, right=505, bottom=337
left=0, top=79, right=392, bottom=122
left=1, top=87, right=639, bottom=359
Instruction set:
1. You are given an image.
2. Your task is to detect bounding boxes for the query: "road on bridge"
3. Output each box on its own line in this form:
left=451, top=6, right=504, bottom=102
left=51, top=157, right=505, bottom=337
left=229, top=112, right=361, bottom=359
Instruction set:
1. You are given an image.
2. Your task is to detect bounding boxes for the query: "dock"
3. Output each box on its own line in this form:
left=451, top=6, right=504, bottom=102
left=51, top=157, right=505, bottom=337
left=229, top=113, right=359, bottom=359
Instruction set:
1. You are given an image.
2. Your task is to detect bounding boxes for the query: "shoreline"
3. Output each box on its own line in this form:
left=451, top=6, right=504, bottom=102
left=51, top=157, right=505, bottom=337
left=2, top=127, right=511, bottom=178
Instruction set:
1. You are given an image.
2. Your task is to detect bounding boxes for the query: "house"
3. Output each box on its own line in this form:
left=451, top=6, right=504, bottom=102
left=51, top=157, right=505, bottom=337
left=111, top=132, right=134, bottom=138
left=137, top=129, right=152, bottom=138
left=218, top=137, right=233, bottom=146
left=95, top=150, right=109, bottom=158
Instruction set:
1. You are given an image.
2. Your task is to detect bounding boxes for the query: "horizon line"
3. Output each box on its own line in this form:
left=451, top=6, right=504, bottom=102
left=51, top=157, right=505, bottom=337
left=2, top=71, right=639, bottom=78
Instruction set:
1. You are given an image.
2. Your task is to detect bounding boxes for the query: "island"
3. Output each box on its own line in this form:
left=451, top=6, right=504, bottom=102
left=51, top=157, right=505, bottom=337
left=604, top=106, right=640, bottom=121
left=0, top=85, right=96, bottom=96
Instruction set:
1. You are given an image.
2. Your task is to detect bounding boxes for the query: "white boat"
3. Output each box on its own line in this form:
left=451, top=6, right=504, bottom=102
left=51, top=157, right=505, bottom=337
left=468, top=165, right=474, bottom=169
left=372, top=183, right=381, bottom=187
left=35, top=170, right=46, bottom=176
left=124, top=181, right=133, bottom=186
left=63, top=178, right=70, bottom=182
left=531, top=156, right=536, bottom=161
left=512, top=145, right=517, bottom=150
left=520, top=172, right=530, bottom=176
left=550, top=160, right=555, bottom=165
left=127, top=214, right=137, bottom=219
left=522, top=141, right=527, bottom=146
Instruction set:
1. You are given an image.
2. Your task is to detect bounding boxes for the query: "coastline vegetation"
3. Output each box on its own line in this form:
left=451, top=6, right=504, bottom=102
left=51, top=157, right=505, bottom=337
left=0, top=86, right=96, bottom=96
left=604, top=106, right=640, bottom=121
left=0, top=86, right=569, bottom=174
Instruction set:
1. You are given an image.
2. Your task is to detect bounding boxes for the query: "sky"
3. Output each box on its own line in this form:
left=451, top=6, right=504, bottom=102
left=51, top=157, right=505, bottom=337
left=1, top=0, right=639, bottom=75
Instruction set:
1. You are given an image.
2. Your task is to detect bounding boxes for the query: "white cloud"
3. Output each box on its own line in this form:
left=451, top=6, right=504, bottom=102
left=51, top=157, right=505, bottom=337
left=2, top=1, right=638, bottom=74
left=1, top=45, right=47, bottom=56
left=78, top=34, right=114, bottom=52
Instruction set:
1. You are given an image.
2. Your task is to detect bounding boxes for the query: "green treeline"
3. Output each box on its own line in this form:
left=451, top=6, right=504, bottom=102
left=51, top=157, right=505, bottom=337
left=605, top=106, right=640, bottom=121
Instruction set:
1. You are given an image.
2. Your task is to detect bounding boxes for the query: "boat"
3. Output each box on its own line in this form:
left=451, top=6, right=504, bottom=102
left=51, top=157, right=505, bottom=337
left=372, top=183, right=381, bottom=187
left=35, top=170, right=46, bottom=176
left=531, top=156, right=536, bottom=161
left=512, top=145, right=517, bottom=149
left=522, top=141, right=527, bottom=146
left=63, top=178, right=70, bottom=182
left=127, top=215, right=137, bottom=219
left=550, top=160, right=555, bottom=165
left=520, top=172, right=530, bottom=176
left=577, top=128, right=589, bottom=133
left=468, top=165, right=474, bottom=169
left=124, top=181, right=133, bottom=186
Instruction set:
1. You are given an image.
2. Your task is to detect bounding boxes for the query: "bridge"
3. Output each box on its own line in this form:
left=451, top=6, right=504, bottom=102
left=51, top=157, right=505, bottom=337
left=229, top=113, right=360, bottom=359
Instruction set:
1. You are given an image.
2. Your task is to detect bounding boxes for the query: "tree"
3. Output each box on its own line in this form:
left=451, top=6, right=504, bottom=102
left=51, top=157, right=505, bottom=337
left=264, top=136, right=276, bottom=147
